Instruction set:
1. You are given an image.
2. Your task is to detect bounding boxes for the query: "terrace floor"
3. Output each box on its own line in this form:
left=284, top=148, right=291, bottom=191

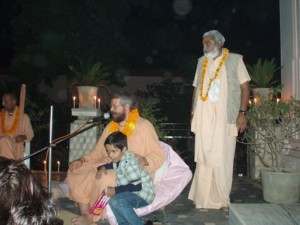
left=34, top=170, right=300, bottom=225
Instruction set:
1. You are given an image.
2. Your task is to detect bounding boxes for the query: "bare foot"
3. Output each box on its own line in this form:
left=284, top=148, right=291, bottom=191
left=71, top=215, right=96, bottom=225
left=220, top=206, right=229, bottom=212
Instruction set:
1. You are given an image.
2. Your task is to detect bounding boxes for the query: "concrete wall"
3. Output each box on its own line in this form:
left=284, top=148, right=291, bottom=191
left=280, top=0, right=300, bottom=100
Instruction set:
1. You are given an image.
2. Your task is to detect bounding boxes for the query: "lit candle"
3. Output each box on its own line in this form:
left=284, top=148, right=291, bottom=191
left=94, top=96, right=97, bottom=108
left=276, top=98, right=280, bottom=103
left=254, top=98, right=257, bottom=105
left=43, top=160, right=47, bottom=172
left=57, top=161, right=60, bottom=173
left=73, top=96, right=76, bottom=108
left=249, top=100, right=252, bottom=105
left=97, top=98, right=101, bottom=109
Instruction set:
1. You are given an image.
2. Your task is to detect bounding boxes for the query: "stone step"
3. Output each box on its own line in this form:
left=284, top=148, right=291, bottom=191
left=229, top=203, right=300, bottom=225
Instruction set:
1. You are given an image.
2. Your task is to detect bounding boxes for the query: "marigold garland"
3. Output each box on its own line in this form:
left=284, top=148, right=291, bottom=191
left=200, top=48, right=229, bottom=101
left=1, top=107, right=20, bottom=136
left=109, top=108, right=139, bottom=137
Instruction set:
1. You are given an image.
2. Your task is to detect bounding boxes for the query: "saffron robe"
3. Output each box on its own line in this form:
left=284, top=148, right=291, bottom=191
left=66, top=117, right=165, bottom=221
left=0, top=108, right=34, bottom=160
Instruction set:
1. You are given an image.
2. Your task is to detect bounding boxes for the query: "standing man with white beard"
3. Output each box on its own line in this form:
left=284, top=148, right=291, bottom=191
left=188, top=30, right=250, bottom=212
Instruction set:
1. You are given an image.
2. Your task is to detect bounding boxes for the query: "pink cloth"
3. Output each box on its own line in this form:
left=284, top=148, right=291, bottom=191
left=104, top=141, right=192, bottom=225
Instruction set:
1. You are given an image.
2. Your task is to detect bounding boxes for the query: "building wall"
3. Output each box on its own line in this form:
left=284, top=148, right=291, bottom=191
left=279, top=0, right=300, bottom=168
left=280, top=0, right=300, bottom=100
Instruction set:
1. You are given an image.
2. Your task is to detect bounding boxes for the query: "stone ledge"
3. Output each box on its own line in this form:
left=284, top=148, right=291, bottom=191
left=229, top=203, right=300, bottom=225
left=71, top=108, right=101, bottom=117
left=282, top=154, right=300, bottom=171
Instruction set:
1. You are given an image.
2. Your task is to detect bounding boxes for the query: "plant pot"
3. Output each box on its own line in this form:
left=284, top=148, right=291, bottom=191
left=261, top=168, right=300, bottom=203
left=252, top=88, right=271, bottom=100
left=77, top=86, right=98, bottom=108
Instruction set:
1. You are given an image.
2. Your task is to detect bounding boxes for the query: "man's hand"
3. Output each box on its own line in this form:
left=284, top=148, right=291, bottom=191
left=15, top=135, right=27, bottom=143
left=236, top=113, right=248, bottom=133
left=134, top=153, right=149, bottom=167
left=106, top=187, right=116, bottom=197
left=96, top=166, right=107, bottom=179
left=69, top=158, right=84, bottom=172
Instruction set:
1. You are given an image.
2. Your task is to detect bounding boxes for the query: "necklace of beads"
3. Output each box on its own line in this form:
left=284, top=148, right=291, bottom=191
left=199, top=48, right=229, bottom=101
left=1, top=107, right=20, bottom=136
left=109, top=108, right=139, bottom=137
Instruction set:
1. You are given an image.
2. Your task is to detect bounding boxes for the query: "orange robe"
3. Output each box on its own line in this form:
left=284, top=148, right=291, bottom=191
left=0, top=108, right=34, bottom=160
left=66, top=117, right=165, bottom=220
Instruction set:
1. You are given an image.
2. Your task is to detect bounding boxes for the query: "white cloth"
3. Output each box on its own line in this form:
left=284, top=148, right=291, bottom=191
left=189, top=53, right=250, bottom=209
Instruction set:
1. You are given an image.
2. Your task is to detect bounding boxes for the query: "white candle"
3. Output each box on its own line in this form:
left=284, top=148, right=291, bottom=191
left=43, top=160, right=47, bottom=172
left=254, top=98, right=257, bottom=105
left=97, top=98, right=101, bottom=109
left=249, top=100, right=252, bottom=105
left=57, top=161, right=60, bottom=173
left=73, top=96, right=76, bottom=108
left=276, top=98, right=280, bottom=103
left=94, top=96, right=97, bottom=108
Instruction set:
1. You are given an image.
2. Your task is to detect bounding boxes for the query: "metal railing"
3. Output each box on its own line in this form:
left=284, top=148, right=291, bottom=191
left=161, top=123, right=194, bottom=152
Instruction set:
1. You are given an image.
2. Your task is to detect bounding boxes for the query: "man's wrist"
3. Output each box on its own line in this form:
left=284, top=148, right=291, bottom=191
left=97, top=165, right=104, bottom=171
left=239, top=109, right=247, bottom=115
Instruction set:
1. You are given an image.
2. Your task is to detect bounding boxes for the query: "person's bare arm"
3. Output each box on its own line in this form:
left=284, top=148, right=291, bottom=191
left=236, top=81, right=250, bottom=133
left=15, top=135, right=27, bottom=143
left=190, top=87, right=196, bottom=124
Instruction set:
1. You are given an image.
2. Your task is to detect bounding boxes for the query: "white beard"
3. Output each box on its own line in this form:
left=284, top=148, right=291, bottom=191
left=204, top=47, right=219, bottom=59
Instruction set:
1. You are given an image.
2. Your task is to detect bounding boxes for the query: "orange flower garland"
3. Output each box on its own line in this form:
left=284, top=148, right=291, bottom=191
left=200, top=48, right=229, bottom=101
left=109, top=108, right=139, bottom=137
left=1, top=107, right=20, bottom=136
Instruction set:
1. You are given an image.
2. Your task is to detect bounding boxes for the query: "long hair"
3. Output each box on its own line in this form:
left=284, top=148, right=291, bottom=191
left=0, top=157, right=57, bottom=225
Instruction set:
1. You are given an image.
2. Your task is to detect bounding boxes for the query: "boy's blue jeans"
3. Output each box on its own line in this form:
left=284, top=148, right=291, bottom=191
left=109, top=192, right=149, bottom=225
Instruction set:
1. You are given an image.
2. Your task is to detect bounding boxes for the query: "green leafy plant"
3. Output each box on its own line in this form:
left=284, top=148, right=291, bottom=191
left=246, top=58, right=280, bottom=88
left=139, top=100, right=168, bottom=140
left=68, top=55, right=114, bottom=98
left=239, top=89, right=300, bottom=172
left=69, top=55, right=111, bottom=87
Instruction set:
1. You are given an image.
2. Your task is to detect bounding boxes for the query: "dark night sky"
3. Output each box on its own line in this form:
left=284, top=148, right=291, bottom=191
left=126, top=0, right=280, bottom=64
left=0, top=0, right=280, bottom=75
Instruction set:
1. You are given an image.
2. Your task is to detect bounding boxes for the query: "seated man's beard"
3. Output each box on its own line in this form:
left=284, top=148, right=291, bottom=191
left=204, top=47, right=219, bottom=59
left=112, top=113, right=126, bottom=123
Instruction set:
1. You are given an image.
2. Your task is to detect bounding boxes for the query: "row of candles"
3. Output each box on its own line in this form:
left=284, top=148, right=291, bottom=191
left=249, top=97, right=280, bottom=105
left=72, top=96, right=101, bottom=109
left=44, top=160, right=60, bottom=173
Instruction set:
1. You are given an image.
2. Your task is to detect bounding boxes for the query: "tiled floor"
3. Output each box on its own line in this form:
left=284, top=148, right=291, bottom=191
left=38, top=171, right=268, bottom=225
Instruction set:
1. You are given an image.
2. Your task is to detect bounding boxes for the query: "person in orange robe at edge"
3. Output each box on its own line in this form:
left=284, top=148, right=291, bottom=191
left=0, top=92, right=34, bottom=160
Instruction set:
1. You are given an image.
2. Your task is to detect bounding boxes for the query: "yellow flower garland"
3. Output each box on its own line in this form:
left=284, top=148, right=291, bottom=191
left=1, top=107, right=20, bottom=136
left=109, top=108, right=139, bottom=137
left=200, top=48, right=229, bottom=101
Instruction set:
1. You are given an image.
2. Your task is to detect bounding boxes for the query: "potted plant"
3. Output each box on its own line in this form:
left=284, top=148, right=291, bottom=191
left=246, top=58, right=280, bottom=99
left=239, top=87, right=300, bottom=203
left=69, top=55, right=112, bottom=108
